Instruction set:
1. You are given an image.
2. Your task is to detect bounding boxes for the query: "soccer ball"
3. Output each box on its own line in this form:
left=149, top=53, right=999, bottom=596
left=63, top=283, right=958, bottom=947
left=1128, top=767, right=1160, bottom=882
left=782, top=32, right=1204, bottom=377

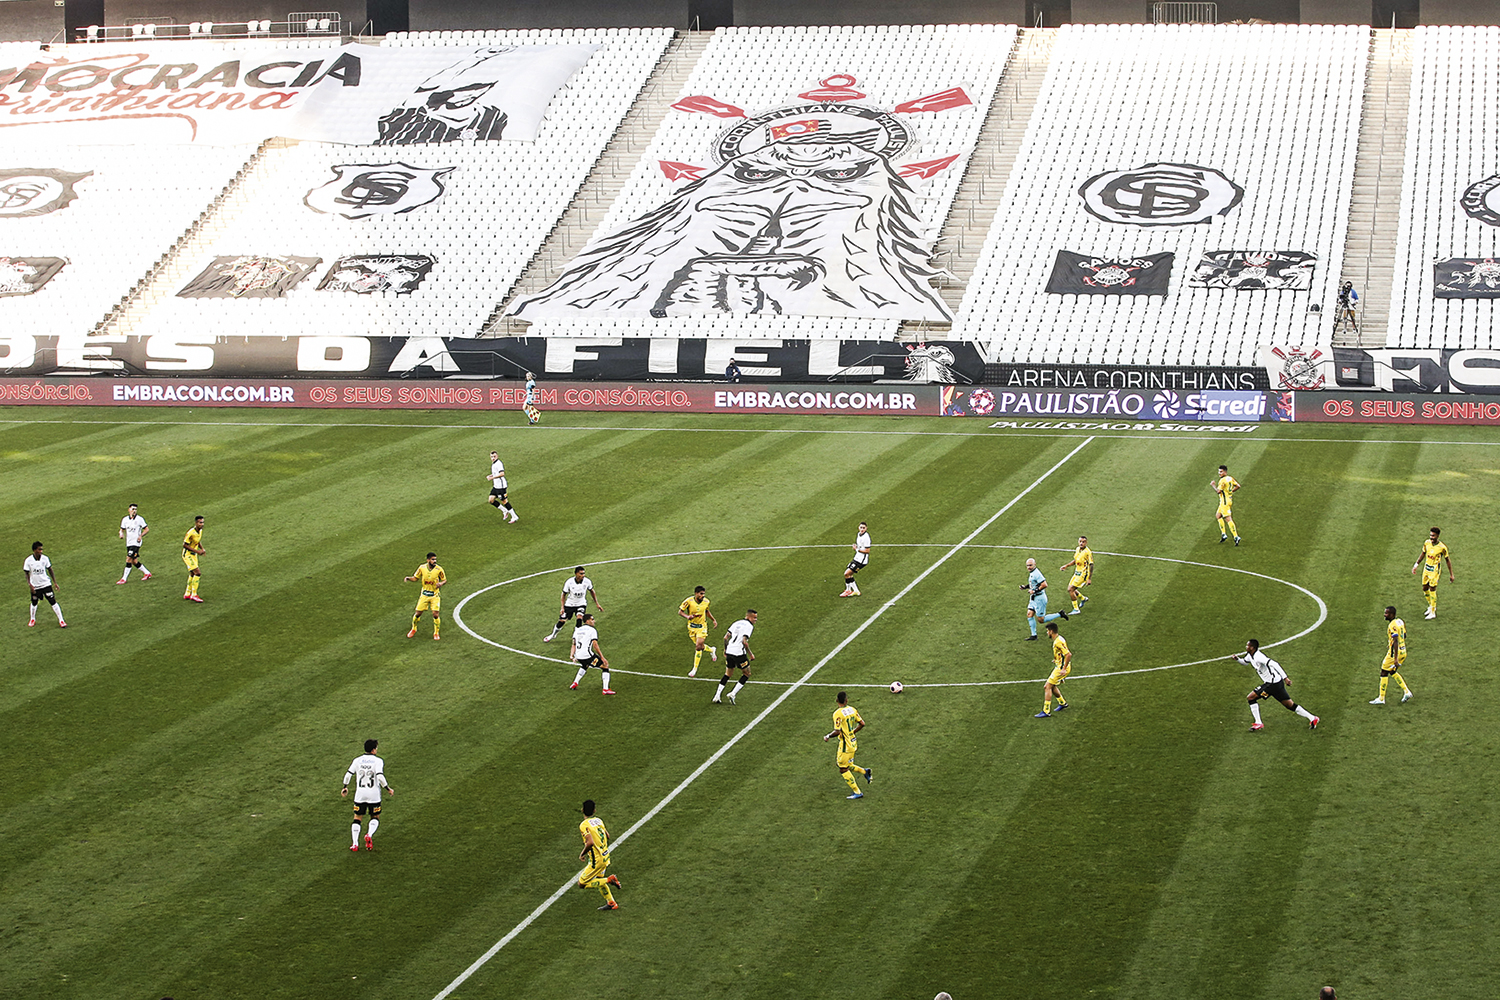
left=889, top=681, right=904, bottom=694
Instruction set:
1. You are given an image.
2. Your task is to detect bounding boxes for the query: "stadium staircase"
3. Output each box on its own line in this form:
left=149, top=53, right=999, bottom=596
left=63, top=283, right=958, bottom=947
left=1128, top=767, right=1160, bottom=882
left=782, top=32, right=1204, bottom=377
left=1336, top=28, right=1410, bottom=348
left=899, top=28, right=1054, bottom=343
left=92, top=141, right=273, bottom=340
left=483, top=30, right=712, bottom=337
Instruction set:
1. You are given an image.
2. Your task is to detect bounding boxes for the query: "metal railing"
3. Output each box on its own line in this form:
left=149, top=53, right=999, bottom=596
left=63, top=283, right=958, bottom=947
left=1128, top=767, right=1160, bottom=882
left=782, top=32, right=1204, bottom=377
left=1150, top=2, right=1218, bottom=24
left=76, top=15, right=341, bottom=42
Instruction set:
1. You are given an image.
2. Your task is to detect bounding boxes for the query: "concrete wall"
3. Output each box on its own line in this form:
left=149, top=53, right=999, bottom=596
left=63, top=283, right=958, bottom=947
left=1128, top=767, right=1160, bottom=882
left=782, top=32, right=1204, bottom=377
left=2, top=0, right=65, bottom=43
left=410, top=0, right=683, bottom=29
left=1299, top=0, right=1371, bottom=23
left=1421, top=0, right=1492, bottom=24
left=735, top=0, right=1027, bottom=25
left=7, top=0, right=1500, bottom=47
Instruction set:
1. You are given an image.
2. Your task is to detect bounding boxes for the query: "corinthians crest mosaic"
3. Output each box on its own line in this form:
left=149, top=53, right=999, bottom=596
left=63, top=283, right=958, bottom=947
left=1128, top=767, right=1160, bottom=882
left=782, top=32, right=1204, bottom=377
left=510, top=75, right=972, bottom=322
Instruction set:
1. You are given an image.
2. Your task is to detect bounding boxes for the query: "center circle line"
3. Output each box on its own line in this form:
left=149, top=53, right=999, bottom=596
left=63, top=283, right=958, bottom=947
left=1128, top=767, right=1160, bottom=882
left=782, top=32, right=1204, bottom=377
left=453, top=544, right=1327, bottom=687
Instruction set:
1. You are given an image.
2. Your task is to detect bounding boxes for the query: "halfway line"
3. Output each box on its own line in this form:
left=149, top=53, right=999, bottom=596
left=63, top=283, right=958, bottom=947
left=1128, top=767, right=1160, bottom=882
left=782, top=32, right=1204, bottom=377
left=429, top=437, right=1094, bottom=1000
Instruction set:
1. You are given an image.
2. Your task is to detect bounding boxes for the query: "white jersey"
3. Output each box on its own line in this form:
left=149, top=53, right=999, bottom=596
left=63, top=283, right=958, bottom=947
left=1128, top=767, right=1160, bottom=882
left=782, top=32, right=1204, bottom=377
left=562, top=576, right=593, bottom=608
left=726, top=618, right=754, bottom=656
left=343, top=753, right=388, bottom=804
left=120, top=514, right=148, bottom=546
left=1236, top=650, right=1287, bottom=685
left=489, top=458, right=507, bottom=489
left=852, top=529, right=872, bottom=565
left=572, top=624, right=600, bottom=660
left=24, top=553, right=53, bottom=588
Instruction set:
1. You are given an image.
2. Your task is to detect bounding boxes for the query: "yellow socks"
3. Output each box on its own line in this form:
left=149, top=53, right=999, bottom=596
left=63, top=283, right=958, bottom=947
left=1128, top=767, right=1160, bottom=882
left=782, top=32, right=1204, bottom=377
left=1393, top=671, right=1410, bottom=695
left=843, top=770, right=861, bottom=794
left=693, top=649, right=703, bottom=671
left=1379, top=676, right=1389, bottom=699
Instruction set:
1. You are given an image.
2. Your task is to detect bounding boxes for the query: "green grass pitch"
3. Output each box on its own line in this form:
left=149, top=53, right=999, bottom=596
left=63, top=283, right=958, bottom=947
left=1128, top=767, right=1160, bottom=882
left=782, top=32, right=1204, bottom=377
left=3, top=406, right=1498, bottom=1000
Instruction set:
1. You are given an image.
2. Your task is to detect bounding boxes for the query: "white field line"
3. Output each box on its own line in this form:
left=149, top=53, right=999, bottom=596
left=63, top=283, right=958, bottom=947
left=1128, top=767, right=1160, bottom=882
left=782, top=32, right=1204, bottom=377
left=1, top=415, right=1497, bottom=448
left=429, top=438, right=1095, bottom=1000
left=454, top=546, right=1327, bottom=689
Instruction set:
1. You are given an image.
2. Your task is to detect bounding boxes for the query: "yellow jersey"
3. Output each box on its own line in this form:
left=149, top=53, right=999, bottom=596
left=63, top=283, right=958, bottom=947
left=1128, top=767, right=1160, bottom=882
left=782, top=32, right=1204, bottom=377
left=1071, top=547, right=1093, bottom=580
left=579, top=815, right=609, bottom=861
left=1388, top=618, right=1407, bottom=658
left=1421, top=539, right=1449, bottom=572
left=1216, top=475, right=1240, bottom=502
left=1052, top=634, right=1071, bottom=668
left=183, top=527, right=202, bottom=552
left=832, top=704, right=863, bottom=750
left=679, top=594, right=711, bottom=626
left=412, top=563, right=445, bottom=594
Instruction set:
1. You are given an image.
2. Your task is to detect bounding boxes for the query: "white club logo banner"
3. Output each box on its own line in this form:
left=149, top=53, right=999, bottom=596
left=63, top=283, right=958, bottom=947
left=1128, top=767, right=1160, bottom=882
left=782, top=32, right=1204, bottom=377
left=1461, top=174, right=1500, bottom=227
left=0, top=44, right=596, bottom=145
left=1078, top=162, right=1244, bottom=226
left=1258, top=344, right=1332, bottom=391
left=0, top=167, right=91, bottom=216
left=304, top=163, right=453, bottom=219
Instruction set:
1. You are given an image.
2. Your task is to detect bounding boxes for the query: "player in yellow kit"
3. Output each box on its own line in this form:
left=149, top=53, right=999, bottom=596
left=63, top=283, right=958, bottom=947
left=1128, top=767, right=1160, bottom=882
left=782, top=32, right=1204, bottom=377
left=678, top=585, right=719, bottom=677
left=1412, top=526, right=1454, bottom=619
left=1035, top=622, right=1072, bottom=717
left=1371, top=606, right=1413, bottom=705
left=577, top=799, right=621, bottom=911
left=404, top=552, right=446, bottom=641
left=824, top=691, right=871, bottom=799
left=181, top=515, right=206, bottom=602
left=1212, top=464, right=1241, bottom=545
left=1059, top=535, right=1093, bottom=613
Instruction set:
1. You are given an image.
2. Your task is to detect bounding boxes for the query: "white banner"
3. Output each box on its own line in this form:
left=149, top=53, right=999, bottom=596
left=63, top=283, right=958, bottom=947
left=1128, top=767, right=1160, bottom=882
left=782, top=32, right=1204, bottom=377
left=1259, top=343, right=1334, bottom=391
left=0, top=43, right=597, bottom=145
left=511, top=75, right=976, bottom=323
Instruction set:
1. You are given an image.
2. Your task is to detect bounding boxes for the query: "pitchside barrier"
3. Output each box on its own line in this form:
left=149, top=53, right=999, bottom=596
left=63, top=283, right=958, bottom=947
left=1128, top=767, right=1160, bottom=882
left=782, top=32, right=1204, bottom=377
left=4, top=377, right=1499, bottom=426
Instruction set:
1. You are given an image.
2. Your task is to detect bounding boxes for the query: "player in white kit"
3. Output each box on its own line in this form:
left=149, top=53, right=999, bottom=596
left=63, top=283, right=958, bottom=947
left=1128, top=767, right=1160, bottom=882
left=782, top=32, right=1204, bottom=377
left=117, top=503, right=152, bottom=584
left=713, top=609, right=758, bottom=705
left=341, top=738, right=394, bottom=851
left=839, top=522, right=871, bottom=597
left=23, top=541, right=66, bottom=628
left=485, top=451, right=519, bottom=522
left=544, top=566, right=603, bottom=642
left=570, top=613, right=614, bottom=694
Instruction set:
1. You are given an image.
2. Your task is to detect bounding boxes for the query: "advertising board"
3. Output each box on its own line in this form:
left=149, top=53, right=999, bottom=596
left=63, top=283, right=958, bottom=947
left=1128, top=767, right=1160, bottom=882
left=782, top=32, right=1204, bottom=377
left=0, top=378, right=944, bottom=416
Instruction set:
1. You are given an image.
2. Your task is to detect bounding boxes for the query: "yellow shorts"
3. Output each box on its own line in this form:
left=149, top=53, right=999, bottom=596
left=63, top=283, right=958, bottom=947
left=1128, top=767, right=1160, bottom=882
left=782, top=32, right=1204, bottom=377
left=415, top=591, right=441, bottom=613
left=1217, top=502, right=1233, bottom=518
left=182, top=553, right=199, bottom=571
left=1382, top=654, right=1406, bottom=671
left=1421, top=569, right=1441, bottom=588
left=1069, top=574, right=1087, bottom=590
left=578, top=853, right=610, bottom=885
left=1048, top=665, right=1071, bottom=687
left=836, top=745, right=858, bottom=769
left=687, top=625, right=707, bottom=644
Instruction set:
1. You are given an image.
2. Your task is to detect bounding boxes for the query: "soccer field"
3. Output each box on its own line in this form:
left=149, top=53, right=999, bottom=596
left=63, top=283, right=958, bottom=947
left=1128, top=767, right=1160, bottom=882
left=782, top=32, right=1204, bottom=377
left=3, top=406, right=1497, bottom=1000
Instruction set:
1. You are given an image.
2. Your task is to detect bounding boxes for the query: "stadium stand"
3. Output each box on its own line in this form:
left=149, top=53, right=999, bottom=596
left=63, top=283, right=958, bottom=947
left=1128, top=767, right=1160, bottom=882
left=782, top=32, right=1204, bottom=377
left=513, top=22, right=1016, bottom=339
left=113, top=28, right=672, bottom=342
left=0, top=143, right=260, bottom=344
left=1387, top=25, right=1500, bottom=350
left=949, top=23, right=1367, bottom=367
